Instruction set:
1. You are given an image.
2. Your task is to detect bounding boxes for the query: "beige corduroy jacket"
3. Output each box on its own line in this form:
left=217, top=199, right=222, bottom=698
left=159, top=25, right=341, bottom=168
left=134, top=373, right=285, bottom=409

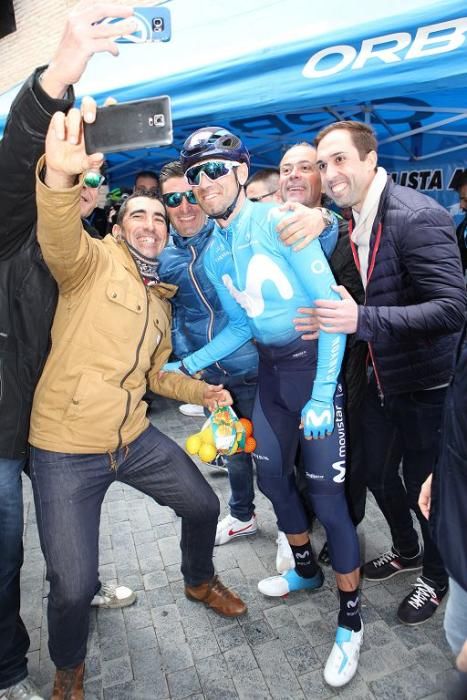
left=29, top=158, right=206, bottom=454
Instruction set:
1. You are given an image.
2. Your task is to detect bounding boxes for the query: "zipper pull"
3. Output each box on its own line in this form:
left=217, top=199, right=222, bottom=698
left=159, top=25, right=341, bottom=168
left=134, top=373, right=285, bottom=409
left=377, top=386, right=385, bottom=407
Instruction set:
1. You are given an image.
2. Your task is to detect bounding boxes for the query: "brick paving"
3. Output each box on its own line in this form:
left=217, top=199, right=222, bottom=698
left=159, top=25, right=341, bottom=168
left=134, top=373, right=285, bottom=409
left=21, top=397, right=457, bottom=699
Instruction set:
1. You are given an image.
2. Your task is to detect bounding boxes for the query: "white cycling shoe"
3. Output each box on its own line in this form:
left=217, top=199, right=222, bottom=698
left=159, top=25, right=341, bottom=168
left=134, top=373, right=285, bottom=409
left=258, top=568, right=324, bottom=597
left=323, top=623, right=363, bottom=688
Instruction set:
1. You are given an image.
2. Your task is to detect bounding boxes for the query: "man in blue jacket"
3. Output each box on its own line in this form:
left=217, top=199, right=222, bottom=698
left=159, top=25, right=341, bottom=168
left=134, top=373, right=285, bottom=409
left=314, top=120, right=466, bottom=625
left=158, top=160, right=260, bottom=548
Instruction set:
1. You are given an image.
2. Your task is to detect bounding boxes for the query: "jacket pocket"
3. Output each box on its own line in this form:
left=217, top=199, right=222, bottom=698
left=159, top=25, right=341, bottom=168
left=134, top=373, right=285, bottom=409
left=64, top=370, right=123, bottom=423
left=93, top=279, right=145, bottom=340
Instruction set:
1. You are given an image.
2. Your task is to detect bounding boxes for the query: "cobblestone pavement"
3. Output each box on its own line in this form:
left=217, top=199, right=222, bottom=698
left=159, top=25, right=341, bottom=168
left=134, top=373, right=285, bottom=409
left=21, top=397, right=457, bottom=699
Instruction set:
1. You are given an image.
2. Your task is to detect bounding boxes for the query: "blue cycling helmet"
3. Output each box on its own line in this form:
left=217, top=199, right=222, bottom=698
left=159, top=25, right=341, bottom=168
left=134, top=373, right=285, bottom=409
left=180, top=127, right=250, bottom=172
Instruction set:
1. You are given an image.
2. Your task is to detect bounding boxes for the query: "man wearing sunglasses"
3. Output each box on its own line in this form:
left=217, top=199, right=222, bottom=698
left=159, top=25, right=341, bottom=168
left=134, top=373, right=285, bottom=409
left=245, top=168, right=281, bottom=203
left=158, top=160, right=260, bottom=548
left=163, top=127, right=363, bottom=688
left=80, top=175, right=106, bottom=239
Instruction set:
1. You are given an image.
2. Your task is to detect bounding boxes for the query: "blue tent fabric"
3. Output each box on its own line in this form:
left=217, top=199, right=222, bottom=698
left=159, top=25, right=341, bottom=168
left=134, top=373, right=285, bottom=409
left=0, top=0, right=466, bottom=211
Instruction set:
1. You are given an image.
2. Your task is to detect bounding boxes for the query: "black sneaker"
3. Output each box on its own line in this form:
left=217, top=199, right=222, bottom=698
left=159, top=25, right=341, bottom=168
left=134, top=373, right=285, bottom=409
left=397, top=576, right=447, bottom=625
left=318, top=542, right=331, bottom=566
left=362, top=547, right=423, bottom=581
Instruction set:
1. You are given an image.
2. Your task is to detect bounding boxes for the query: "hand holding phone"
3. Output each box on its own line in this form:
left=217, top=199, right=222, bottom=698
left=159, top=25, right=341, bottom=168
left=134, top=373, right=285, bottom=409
left=100, top=6, right=171, bottom=43
left=83, top=97, right=173, bottom=154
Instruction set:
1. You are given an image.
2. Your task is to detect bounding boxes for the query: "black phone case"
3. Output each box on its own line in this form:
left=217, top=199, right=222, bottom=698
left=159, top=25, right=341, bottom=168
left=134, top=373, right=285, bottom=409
left=84, top=96, right=173, bottom=154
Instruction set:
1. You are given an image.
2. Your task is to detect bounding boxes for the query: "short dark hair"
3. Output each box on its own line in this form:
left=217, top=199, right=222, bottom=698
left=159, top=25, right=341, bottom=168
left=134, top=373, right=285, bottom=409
left=134, top=170, right=159, bottom=185
left=246, top=168, right=279, bottom=190
left=116, top=191, right=168, bottom=228
left=158, top=160, right=184, bottom=190
left=314, top=121, right=377, bottom=160
left=455, top=172, right=467, bottom=192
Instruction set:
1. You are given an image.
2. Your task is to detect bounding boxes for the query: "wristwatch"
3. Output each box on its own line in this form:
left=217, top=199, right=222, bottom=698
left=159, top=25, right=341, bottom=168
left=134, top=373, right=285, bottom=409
left=317, top=207, right=334, bottom=228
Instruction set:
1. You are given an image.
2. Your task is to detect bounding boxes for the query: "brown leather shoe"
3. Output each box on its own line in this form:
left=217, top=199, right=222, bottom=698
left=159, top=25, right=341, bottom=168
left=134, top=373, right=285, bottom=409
left=51, top=662, right=84, bottom=700
left=185, top=575, right=247, bottom=617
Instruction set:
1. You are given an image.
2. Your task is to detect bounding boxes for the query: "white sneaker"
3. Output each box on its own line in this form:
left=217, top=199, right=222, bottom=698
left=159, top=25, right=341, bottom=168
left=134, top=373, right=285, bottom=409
left=179, top=404, right=205, bottom=417
left=1, top=677, right=44, bottom=700
left=323, top=624, right=363, bottom=688
left=258, top=568, right=324, bottom=597
left=275, top=531, right=295, bottom=573
left=215, top=514, right=257, bottom=545
left=91, top=582, right=136, bottom=608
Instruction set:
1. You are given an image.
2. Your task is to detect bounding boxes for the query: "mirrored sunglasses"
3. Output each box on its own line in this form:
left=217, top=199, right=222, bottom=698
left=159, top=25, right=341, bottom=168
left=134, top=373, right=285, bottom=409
left=162, top=190, right=198, bottom=208
left=83, top=172, right=106, bottom=188
left=185, top=160, right=241, bottom=186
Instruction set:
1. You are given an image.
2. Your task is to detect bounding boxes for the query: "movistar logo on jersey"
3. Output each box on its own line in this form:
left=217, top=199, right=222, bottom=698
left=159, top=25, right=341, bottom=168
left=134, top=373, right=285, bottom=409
left=222, top=254, right=293, bottom=318
left=302, top=17, right=467, bottom=79
left=332, top=460, right=346, bottom=483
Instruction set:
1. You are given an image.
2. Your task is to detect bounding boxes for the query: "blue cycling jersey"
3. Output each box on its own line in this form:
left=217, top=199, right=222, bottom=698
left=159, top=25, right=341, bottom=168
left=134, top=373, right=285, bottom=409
left=180, top=199, right=346, bottom=423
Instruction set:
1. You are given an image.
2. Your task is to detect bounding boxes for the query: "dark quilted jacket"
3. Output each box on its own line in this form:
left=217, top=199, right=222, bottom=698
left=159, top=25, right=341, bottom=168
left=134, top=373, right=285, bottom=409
left=0, top=69, right=73, bottom=458
left=430, top=327, right=467, bottom=591
left=355, top=177, right=466, bottom=396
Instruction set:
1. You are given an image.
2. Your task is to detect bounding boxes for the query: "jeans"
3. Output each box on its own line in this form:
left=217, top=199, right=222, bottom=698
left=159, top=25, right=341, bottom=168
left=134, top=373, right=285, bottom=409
left=363, top=376, right=448, bottom=587
left=205, top=373, right=257, bottom=522
left=30, top=424, right=219, bottom=669
left=0, top=458, right=29, bottom=690
left=445, top=578, right=467, bottom=656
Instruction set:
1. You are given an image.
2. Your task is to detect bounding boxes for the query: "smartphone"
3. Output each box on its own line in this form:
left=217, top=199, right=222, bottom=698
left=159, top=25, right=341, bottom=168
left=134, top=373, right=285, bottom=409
left=100, top=6, right=171, bottom=43
left=84, top=96, right=173, bottom=155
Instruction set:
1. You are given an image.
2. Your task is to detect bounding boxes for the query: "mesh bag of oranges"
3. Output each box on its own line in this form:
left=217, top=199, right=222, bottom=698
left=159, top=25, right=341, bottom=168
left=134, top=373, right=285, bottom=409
left=185, top=407, right=256, bottom=462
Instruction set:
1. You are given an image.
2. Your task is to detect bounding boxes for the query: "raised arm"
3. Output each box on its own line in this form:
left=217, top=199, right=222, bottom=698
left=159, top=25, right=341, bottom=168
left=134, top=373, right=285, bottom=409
left=0, top=1, right=136, bottom=259
left=35, top=109, right=105, bottom=291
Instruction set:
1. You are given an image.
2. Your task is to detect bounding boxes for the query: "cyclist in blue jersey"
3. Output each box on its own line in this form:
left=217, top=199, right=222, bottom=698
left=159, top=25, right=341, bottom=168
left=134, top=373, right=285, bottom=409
left=163, top=127, right=363, bottom=688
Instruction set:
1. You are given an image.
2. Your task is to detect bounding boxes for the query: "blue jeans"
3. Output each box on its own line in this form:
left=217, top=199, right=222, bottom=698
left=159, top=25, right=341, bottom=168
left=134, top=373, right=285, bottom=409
left=445, top=578, right=467, bottom=656
left=205, top=373, right=257, bottom=522
left=363, top=376, right=447, bottom=587
left=30, top=424, right=219, bottom=669
left=0, top=458, right=29, bottom=690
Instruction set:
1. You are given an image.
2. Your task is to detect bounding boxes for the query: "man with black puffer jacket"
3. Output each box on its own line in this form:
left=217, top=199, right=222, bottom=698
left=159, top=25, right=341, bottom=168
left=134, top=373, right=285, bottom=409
left=314, top=120, right=467, bottom=627
left=0, top=4, right=139, bottom=699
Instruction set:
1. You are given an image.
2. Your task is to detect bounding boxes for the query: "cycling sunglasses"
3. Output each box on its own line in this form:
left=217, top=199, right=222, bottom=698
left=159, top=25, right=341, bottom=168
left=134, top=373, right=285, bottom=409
left=162, top=190, right=198, bottom=208
left=185, top=160, right=241, bottom=186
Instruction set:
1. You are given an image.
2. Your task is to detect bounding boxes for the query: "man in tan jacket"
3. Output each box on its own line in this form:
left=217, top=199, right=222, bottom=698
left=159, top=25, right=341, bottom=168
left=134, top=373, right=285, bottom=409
left=30, top=108, right=247, bottom=699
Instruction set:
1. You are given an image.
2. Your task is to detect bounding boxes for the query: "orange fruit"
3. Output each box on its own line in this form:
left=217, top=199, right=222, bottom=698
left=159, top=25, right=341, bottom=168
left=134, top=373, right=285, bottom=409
left=244, top=436, right=256, bottom=453
left=239, top=418, right=253, bottom=438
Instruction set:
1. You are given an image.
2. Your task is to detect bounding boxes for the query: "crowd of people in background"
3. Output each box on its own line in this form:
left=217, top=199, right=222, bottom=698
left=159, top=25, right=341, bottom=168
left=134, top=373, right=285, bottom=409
left=1, top=2, right=467, bottom=700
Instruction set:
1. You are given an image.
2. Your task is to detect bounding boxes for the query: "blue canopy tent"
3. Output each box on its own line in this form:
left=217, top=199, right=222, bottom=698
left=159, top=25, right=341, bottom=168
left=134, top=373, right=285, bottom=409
left=1, top=0, right=466, bottom=215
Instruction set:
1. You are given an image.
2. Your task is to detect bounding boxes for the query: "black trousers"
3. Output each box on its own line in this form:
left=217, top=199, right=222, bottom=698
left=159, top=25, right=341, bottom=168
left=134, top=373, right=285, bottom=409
left=362, top=376, right=448, bottom=587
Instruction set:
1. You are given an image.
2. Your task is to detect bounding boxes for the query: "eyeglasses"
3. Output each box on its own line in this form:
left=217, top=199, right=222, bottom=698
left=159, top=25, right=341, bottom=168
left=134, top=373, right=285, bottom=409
left=162, top=190, right=198, bottom=208
left=185, top=160, right=241, bottom=186
left=249, top=190, right=278, bottom=203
